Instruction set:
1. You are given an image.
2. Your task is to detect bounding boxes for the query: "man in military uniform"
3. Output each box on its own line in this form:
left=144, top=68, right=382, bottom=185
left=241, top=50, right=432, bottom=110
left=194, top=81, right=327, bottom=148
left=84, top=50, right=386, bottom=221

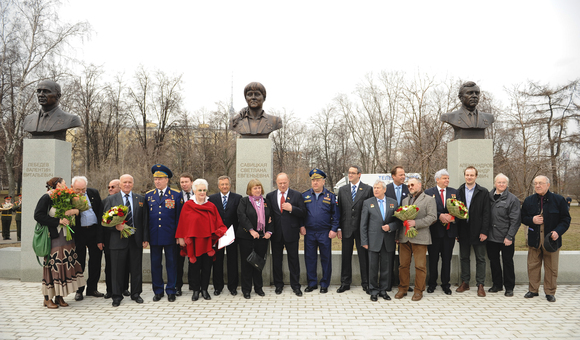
left=13, top=195, right=22, bottom=241
left=145, top=164, right=183, bottom=302
left=1, top=196, right=13, bottom=240
left=302, top=169, right=340, bottom=294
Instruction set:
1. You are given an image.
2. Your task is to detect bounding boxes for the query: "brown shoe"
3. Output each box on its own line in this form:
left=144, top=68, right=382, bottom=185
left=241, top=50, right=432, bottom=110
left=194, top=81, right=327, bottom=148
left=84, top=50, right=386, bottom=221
left=395, top=290, right=407, bottom=299
left=411, top=291, right=423, bottom=301
left=477, top=284, right=486, bottom=297
left=54, top=296, right=69, bottom=307
left=43, top=297, right=58, bottom=309
left=456, top=282, right=470, bottom=292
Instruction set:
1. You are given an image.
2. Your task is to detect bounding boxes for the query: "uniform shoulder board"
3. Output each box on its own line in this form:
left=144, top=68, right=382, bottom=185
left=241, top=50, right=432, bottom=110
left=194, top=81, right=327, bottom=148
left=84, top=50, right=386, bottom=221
left=146, top=189, right=156, bottom=194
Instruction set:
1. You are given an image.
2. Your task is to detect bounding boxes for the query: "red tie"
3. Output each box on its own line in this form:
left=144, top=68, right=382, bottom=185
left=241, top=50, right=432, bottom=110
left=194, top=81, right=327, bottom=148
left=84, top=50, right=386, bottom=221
left=280, top=192, right=285, bottom=213
left=440, top=189, right=445, bottom=207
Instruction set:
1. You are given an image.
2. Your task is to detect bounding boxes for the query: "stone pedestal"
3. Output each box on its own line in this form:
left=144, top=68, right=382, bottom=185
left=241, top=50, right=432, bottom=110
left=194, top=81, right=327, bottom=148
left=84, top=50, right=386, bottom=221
left=447, top=139, right=493, bottom=190
left=235, top=138, right=274, bottom=194
left=21, top=139, right=72, bottom=281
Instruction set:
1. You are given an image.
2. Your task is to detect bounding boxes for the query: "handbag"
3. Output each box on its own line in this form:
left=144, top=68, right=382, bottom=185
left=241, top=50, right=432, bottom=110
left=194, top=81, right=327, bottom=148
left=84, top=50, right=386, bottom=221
left=246, top=250, right=266, bottom=271
left=32, top=222, right=51, bottom=267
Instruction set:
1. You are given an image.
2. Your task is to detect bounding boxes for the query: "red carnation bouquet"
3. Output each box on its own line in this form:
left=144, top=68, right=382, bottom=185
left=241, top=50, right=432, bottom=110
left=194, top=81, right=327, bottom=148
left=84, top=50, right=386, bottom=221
left=394, top=205, right=420, bottom=238
left=446, top=198, right=469, bottom=220
left=50, top=187, right=79, bottom=241
left=102, top=205, right=135, bottom=238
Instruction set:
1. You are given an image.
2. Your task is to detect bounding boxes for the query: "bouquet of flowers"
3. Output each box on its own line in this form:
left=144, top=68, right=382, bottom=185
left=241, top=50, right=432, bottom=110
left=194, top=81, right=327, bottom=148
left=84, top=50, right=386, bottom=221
left=72, top=195, right=90, bottom=212
left=394, top=205, right=419, bottom=238
left=49, top=187, right=77, bottom=241
left=446, top=198, right=469, bottom=220
left=102, top=205, right=136, bottom=238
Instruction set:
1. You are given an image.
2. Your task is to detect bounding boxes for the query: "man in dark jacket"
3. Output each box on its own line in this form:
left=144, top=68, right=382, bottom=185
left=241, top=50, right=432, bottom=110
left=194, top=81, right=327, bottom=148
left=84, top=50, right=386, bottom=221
left=456, top=166, right=491, bottom=297
left=521, top=175, right=570, bottom=302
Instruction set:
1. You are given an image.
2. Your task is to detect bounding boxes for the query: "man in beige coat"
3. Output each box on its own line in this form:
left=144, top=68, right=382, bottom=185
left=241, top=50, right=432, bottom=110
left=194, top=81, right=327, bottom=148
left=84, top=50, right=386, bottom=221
left=395, top=178, right=437, bottom=301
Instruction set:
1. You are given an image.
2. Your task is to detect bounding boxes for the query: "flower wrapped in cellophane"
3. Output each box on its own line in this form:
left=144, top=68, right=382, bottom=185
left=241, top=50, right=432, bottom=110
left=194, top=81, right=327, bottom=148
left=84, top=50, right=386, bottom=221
left=49, top=187, right=77, bottom=241
left=394, top=205, right=419, bottom=238
left=72, top=195, right=90, bottom=212
left=446, top=198, right=469, bottom=219
left=102, top=205, right=135, bottom=238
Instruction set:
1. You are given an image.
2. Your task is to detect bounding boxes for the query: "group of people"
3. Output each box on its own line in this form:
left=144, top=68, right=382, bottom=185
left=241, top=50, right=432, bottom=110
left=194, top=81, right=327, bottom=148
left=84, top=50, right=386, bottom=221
left=33, top=163, right=571, bottom=308
left=1, top=194, right=21, bottom=241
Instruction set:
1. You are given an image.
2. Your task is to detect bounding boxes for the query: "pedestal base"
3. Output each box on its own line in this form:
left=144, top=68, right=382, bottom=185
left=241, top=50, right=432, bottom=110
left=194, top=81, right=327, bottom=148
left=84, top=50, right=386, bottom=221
left=235, top=138, right=274, bottom=194
left=447, top=139, right=493, bottom=190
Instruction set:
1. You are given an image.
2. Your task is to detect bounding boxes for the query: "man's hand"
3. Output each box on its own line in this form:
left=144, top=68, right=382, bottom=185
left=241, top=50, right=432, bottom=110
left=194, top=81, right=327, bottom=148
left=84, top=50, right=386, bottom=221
left=115, top=224, right=124, bottom=231
left=381, top=224, right=390, bottom=232
left=551, top=231, right=559, bottom=241
left=178, top=238, right=185, bottom=247
left=337, top=230, right=342, bottom=240
left=532, top=215, right=544, bottom=225
left=503, top=238, right=512, bottom=246
left=479, top=234, right=487, bottom=242
left=97, top=243, right=104, bottom=251
left=143, top=241, right=149, bottom=248
left=439, top=213, right=452, bottom=224
left=281, top=202, right=293, bottom=212
left=300, top=227, right=306, bottom=236
left=362, top=245, right=368, bottom=249
left=264, top=233, right=271, bottom=240
left=329, top=230, right=337, bottom=239
left=407, top=220, right=416, bottom=227
left=250, top=229, right=260, bottom=239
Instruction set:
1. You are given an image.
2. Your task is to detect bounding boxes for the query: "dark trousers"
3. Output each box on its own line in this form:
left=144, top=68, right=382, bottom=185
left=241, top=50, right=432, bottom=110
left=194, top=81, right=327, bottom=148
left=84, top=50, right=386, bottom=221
left=75, top=226, right=103, bottom=293
left=16, top=219, right=21, bottom=241
left=1, top=218, right=11, bottom=239
left=271, top=236, right=300, bottom=290
left=104, top=238, right=130, bottom=295
left=427, top=236, right=455, bottom=289
left=340, top=231, right=369, bottom=287
left=188, top=253, right=211, bottom=291
left=110, top=242, right=142, bottom=301
left=150, top=244, right=177, bottom=295
left=174, top=245, right=186, bottom=290
left=212, top=241, right=239, bottom=292
left=487, top=241, right=515, bottom=290
left=238, top=238, right=269, bottom=293
left=368, top=242, right=394, bottom=296
left=304, top=231, right=332, bottom=288
left=459, top=241, right=487, bottom=285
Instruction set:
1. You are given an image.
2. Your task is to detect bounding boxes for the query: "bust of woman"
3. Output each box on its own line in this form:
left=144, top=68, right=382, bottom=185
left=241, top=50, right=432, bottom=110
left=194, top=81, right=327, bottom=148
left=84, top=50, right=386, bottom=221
left=230, top=82, right=282, bottom=138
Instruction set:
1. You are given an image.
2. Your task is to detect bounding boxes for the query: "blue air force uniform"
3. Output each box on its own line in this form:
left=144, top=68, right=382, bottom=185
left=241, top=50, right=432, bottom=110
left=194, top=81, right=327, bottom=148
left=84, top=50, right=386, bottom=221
left=302, top=169, right=340, bottom=289
left=145, top=165, right=183, bottom=297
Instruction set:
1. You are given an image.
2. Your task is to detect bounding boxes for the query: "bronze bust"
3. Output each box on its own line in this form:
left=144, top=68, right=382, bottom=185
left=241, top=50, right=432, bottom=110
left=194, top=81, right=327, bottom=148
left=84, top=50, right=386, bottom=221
left=23, top=80, right=82, bottom=141
left=440, top=81, right=494, bottom=139
left=230, top=82, right=282, bottom=138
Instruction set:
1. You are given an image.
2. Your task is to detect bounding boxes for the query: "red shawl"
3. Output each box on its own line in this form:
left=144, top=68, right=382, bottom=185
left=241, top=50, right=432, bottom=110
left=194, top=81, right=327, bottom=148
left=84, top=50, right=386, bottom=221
left=176, top=200, right=227, bottom=263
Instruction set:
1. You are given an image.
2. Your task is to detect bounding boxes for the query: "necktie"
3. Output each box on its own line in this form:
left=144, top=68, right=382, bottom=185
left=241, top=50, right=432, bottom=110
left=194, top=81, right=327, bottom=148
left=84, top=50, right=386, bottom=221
left=396, top=186, right=401, bottom=205
left=280, top=192, right=285, bottom=213
left=440, top=189, right=445, bottom=207
left=186, top=192, right=190, bottom=201
left=351, top=185, right=356, bottom=201
left=223, top=195, right=227, bottom=210
left=378, top=199, right=385, bottom=220
left=124, top=194, right=133, bottom=227
left=159, top=190, right=163, bottom=199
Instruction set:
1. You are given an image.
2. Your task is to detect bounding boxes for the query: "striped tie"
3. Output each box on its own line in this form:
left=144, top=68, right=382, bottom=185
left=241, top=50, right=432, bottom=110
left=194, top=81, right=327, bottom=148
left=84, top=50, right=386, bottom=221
left=223, top=195, right=227, bottom=210
left=351, top=185, right=356, bottom=201
left=124, top=194, right=133, bottom=227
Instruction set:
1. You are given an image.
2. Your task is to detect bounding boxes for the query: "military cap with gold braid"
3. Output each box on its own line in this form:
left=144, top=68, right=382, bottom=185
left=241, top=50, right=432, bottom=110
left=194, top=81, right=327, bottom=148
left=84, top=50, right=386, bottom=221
left=151, top=164, right=173, bottom=178
left=309, top=168, right=326, bottom=179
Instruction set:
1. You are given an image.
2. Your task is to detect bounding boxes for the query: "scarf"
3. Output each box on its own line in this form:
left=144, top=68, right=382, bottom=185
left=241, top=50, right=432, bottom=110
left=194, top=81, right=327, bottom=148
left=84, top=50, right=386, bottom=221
left=249, top=195, right=265, bottom=232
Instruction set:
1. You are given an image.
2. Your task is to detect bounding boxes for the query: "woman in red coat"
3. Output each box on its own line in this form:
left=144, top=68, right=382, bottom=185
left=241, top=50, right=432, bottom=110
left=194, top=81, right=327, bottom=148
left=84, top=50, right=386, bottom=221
left=176, top=178, right=227, bottom=301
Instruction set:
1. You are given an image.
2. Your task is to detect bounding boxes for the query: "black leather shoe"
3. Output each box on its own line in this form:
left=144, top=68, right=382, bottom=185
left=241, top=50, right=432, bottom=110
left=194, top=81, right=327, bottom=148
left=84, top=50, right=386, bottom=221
left=87, top=290, right=105, bottom=298
left=153, top=293, right=164, bottom=302
left=131, top=295, right=144, bottom=303
left=524, top=291, right=539, bottom=298
left=443, top=287, right=452, bottom=295
left=168, top=294, right=176, bottom=302
left=255, top=289, right=265, bottom=296
left=229, top=289, right=238, bottom=296
left=546, top=295, right=556, bottom=302
left=214, top=289, right=221, bottom=296
left=122, top=290, right=131, bottom=297
left=243, top=292, right=251, bottom=299
left=176, top=289, right=182, bottom=297
left=305, top=286, right=317, bottom=293
left=505, top=289, right=514, bottom=297
left=293, top=288, right=303, bottom=297
left=336, top=285, right=350, bottom=293
left=383, top=293, right=391, bottom=300
left=320, top=287, right=328, bottom=294
left=370, top=295, right=378, bottom=301
left=488, top=285, right=503, bottom=293
left=192, top=291, right=200, bottom=301
left=112, top=299, right=120, bottom=307
left=201, top=290, right=211, bottom=300
left=362, top=285, right=369, bottom=293
left=104, top=293, right=112, bottom=299
left=74, top=292, right=83, bottom=301
left=275, top=287, right=283, bottom=294
left=427, top=286, right=436, bottom=293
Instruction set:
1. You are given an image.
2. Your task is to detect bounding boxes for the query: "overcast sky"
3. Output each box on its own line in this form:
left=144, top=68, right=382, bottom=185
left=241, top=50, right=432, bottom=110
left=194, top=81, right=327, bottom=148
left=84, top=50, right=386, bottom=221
left=59, top=0, right=580, bottom=120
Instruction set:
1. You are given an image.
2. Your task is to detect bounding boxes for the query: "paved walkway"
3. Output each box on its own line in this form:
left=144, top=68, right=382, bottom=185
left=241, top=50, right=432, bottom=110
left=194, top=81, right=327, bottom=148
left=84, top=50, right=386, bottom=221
left=0, top=279, right=579, bottom=339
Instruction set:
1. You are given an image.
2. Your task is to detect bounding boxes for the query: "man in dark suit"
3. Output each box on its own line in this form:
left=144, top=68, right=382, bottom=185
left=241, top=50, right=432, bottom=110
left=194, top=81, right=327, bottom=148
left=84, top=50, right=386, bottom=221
left=266, top=173, right=306, bottom=297
left=424, top=169, right=458, bottom=295
left=102, top=174, right=148, bottom=307
left=337, top=165, right=373, bottom=293
left=440, top=81, right=495, bottom=140
left=208, top=175, right=242, bottom=296
left=175, top=173, right=194, bottom=296
left=145, top=164, right=182, bottom=302
left=385, top=165, right=410, bottom=291
left=361, top=180, right=400, bottom=301
left=456, top=166, right=491, bottom=297
left=71, top=176, right=104, bottom=301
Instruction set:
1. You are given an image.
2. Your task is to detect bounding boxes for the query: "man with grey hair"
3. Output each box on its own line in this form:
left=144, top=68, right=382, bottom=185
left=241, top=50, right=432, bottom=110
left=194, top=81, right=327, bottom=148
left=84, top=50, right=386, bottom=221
left=71, top=176, right=104, bottom=300
left=487, top=173, right=521, bottom=297
left=521, top=175, right=570, bottom=302
left=424, top=169, right=458, bottom=295
left=361, top=180, right=400, bottom=301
